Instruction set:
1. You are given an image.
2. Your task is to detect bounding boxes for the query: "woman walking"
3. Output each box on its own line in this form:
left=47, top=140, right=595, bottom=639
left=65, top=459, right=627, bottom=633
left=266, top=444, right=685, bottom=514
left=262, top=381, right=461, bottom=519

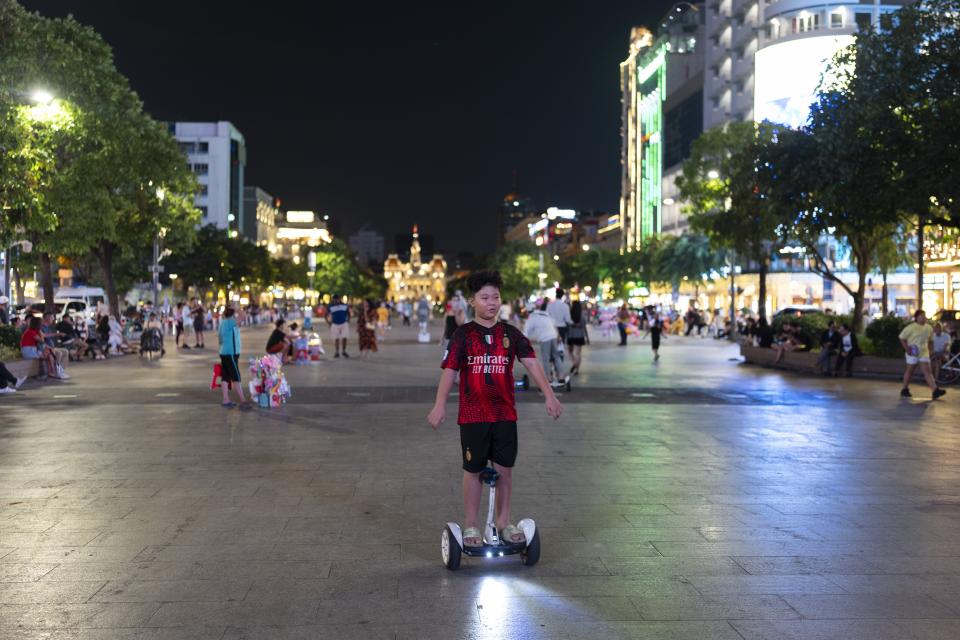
left=357, top=299, right=378, bottom=358
left=567, top=300, right=589, bottom=375
left=218, top=307, right=251, bottom=410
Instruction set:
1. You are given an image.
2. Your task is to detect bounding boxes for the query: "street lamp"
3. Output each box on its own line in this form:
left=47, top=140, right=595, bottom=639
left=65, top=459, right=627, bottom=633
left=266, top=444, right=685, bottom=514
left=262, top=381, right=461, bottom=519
left=151, top=187, right=166, bottom=309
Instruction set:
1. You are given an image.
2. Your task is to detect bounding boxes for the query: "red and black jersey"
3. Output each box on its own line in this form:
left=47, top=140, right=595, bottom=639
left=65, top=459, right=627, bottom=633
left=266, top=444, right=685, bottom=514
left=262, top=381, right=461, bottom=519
left=441, top=321, right=535, bottom=424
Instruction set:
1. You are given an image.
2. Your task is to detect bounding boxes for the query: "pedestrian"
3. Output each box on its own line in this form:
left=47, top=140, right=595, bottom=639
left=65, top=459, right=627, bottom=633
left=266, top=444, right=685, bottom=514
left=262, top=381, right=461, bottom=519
left=191, top=300, right=206, bottom=349
left=899, top=309, right=946, bottom=399
left=524, top=300, right=566, bottom=384
left=357, top=299, right=378, bottom=358
left=40, top=313, right=70, bottom=379
left=0, top=295, right=9, bottom=324
left=265, top=319, right=290, bottom=362
left=617, top=303, right=630, bottom=346
left=376, top=301, right=389, bottom=340
left=427, top=269, right=562, bottom=548
left=20, top=315, right=57, bottom=380
left=566, top=300, right=589, bottom=375
left=442, top=291, right=466, bottom=351
left=547, top=288, right=573, bottom=344
left=833, top=323, right=860, bottom=377
left=174, top=302, right=187, bottom=348
left=932, top=322, right=951, bottom=381
left=327, top=295, right=351, bottom=358
left=218, top=307, right=251, bottom=410
left=0, top=361, right=26, bottom=394
left=817, top=321, right=841, bottom=376
left=650, top=310, right=663, bottom=362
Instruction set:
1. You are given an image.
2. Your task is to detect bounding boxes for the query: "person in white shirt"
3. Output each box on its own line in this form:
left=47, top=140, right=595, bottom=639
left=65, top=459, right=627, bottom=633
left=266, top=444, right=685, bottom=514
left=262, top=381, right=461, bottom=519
left=524, top=300, right=567, bottom=383
left=932, top=322, right=952, bottom=381
left=546, top=288, right=573, bottom=343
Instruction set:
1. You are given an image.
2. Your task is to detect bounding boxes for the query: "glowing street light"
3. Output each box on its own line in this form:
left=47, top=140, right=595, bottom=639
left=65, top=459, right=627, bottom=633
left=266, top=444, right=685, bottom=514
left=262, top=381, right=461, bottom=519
left=30, top=89, right=54, bottom=105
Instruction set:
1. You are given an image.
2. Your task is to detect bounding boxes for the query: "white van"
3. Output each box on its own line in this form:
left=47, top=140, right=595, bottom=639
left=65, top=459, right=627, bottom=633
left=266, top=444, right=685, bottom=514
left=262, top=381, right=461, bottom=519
left=55, top=287, right=106, bottom=322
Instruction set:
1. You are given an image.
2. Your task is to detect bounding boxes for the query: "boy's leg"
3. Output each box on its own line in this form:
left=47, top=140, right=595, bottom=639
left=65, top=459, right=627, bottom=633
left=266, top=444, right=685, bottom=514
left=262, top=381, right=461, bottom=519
left=493, top=463, right=513, bottom=531
left=462, top=471, right=482, bottom=539
left=902, top=363, right=916, bottom=390
left=920, top=362, right=938, bottom=391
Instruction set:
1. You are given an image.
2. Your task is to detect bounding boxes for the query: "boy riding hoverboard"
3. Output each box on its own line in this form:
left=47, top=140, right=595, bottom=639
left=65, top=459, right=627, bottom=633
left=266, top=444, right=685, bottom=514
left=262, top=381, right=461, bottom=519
left=428, top=270, right=562, bottom=566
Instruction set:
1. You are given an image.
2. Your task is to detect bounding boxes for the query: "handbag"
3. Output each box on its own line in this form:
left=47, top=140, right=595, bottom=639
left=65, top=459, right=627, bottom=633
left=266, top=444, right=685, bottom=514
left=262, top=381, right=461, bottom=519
left=568, top=323, right=585, bottom=341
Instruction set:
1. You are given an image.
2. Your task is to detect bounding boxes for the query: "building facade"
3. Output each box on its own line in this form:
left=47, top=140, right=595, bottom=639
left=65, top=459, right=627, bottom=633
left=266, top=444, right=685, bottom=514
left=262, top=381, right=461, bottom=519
left=384, top=226, right=447, bottom=302
left=621, top=4, right=705, bottom=250
left=170, top=121, right=246, bottom=235
left=242, top=186, right=278, bottom=247
left=274, top=211, right=331, bottom=262
left=348, top=225, right=386, bottom=268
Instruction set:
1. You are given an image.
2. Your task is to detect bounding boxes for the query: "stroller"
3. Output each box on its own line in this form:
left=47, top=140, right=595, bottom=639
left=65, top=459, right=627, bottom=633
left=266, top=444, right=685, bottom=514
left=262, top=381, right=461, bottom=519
left=139, top=327, right=165, bottom=359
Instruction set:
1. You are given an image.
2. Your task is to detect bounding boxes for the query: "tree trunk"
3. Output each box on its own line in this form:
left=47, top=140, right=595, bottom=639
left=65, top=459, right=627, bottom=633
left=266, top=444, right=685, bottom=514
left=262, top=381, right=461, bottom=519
left=98, top=241, right=121, bottom=320
left=881, top=270, right=889, bottom=316
left=852, top=267, right=868, bottom=333
left=13, top=264, right=24, bottom=304
left=758, top=259, right=768, bottom=324
left=39, top=252, right=56, bottom=313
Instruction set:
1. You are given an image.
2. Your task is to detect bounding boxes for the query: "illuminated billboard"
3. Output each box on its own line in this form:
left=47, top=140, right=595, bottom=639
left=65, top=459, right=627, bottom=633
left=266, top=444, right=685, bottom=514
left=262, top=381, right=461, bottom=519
left=754, top=35, right=854, bottom=128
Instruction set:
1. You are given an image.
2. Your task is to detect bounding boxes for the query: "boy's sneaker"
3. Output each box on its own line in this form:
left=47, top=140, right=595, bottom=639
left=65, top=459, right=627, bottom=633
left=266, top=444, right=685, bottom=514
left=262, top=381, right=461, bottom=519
left=342, top=352, right=350, bottom=358
left=933, top=388, right=947, bottom=400
left=334, top=352, right=340, bottom=358
left=900, top=388, right=912, bottom=397
left=15, top=377, right=26, bottom=389
left=0, top=386, right=15, bottom=395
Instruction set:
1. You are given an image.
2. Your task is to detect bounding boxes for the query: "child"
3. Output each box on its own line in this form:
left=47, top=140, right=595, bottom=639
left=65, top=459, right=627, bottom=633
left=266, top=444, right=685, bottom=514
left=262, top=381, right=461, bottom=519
left=427, top=270, right=562, bottom=547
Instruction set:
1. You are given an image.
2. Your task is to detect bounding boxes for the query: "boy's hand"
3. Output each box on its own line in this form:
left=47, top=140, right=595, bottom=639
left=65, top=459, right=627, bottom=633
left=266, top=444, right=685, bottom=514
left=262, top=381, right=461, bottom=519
left=545, top=394, right=563, bottom=420
left=427, top=404, right=446, bottom=429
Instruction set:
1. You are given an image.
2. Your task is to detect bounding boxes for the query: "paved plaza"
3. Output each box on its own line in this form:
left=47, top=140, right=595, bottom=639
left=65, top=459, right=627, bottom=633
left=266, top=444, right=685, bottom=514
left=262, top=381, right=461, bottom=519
left=2, top=323, right=960, bottom=639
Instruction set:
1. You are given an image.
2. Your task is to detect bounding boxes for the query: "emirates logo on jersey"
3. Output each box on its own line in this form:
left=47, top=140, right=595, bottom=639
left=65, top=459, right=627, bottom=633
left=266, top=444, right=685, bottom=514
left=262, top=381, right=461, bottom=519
left=466, top=354, right=509, bottom=374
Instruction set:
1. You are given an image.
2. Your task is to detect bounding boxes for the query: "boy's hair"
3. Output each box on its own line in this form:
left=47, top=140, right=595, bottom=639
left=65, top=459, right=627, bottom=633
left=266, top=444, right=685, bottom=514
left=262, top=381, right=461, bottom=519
left=275, top=320, right=284, bottom=328
left=223, top=307, right=235, bottom=318
left=540, top=299, right=549, bottom=311
left=556, top=287, right=564, bottom=299
left=466, top=269, right=503, bottom=295
left=914, top=309, right=925, bottom=320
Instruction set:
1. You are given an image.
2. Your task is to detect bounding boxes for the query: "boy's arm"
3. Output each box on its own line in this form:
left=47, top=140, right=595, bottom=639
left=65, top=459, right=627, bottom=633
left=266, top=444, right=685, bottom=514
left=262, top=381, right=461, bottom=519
left=427, top=368, right=457, bottom=429
left=520, top=357, right=563, bottom=419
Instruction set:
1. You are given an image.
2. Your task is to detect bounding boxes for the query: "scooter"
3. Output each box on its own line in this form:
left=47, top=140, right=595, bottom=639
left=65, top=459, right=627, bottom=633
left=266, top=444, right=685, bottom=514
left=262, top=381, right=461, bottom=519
left=441, top=466, right=540, bottom=570
left=514, top=374, right=571, bottom=393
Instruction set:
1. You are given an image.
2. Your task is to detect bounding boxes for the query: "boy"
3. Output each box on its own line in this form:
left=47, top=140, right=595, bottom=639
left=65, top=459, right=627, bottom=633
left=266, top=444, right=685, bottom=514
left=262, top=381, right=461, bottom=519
left=428, top=270, right=562, bottom=547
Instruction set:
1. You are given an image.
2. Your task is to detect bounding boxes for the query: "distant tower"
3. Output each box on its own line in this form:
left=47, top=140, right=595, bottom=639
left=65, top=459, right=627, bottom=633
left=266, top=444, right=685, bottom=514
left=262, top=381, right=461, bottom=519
left=497, top=170, right=535, bottom=246
left=410, top=224, right=422, bottom=268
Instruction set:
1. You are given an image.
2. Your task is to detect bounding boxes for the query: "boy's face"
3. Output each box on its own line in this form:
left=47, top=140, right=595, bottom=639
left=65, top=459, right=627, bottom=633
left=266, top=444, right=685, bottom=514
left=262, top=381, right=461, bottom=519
left=470, top=285, right=501, bottom=321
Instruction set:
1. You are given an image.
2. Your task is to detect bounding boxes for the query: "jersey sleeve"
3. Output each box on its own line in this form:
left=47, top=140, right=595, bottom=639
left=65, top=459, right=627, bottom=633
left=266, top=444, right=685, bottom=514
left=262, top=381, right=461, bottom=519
left=510, top=325, right=536, bottom=359
left=441, top=327, right=467, bottom=370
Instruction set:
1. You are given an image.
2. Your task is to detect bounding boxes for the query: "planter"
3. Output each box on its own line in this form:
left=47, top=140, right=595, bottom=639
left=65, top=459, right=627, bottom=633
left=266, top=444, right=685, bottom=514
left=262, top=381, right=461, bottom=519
left=4, top=358, right=40, bottom=379
left=740, top=344, right=916, bottom=380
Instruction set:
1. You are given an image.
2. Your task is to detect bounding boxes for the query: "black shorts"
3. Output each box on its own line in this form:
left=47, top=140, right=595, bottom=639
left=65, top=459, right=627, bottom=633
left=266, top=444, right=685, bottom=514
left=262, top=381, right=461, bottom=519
left=220, top=355, right=241, bottom=383
left=459, top=421, right=518, bottom=473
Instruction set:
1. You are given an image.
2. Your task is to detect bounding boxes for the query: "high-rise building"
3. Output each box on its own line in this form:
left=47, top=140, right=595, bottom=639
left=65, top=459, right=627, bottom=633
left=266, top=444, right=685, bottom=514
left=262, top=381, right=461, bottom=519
left=170, top=121, right=246, bottom=236
left=706, top=0, right=907, bottom=130
left=348, top=225, right=386, bottom=268
left=621, top=4, right=705, bottom=251
left=242, top=187, right=279, bottom=247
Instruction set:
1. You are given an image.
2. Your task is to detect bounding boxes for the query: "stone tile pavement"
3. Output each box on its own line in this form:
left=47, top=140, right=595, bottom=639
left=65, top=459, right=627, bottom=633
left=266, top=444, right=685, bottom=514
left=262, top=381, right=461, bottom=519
left=1, top=322, right=959, bottom=638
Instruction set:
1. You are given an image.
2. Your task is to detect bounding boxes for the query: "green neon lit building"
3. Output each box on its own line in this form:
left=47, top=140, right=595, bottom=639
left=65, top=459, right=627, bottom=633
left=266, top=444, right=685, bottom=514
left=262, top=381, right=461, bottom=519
left=638, top=45, right=667, bottom=245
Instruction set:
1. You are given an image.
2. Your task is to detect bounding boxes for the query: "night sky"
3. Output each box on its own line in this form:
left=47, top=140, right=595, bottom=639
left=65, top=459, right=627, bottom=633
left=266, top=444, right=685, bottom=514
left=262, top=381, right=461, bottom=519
left=21, top=1, right=675, bottom=255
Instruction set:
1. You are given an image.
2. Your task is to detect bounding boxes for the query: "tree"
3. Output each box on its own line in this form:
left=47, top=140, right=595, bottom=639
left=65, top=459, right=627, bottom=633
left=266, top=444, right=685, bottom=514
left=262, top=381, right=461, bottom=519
left=873, top=229, right=911, bottom=316
left=676, top=121, right=783, bottom=322
left=653, top=233, right=727, bottom=298
left=0, top=2, right=200, bottom=316
left=489, top=242, right=561, bottom=301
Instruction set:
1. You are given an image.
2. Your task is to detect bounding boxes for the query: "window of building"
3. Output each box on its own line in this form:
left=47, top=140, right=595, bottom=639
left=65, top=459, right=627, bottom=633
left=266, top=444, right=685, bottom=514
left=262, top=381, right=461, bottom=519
left=830, top=12, right=844, bottom=28
left=193, top=163, right=209, bottom=176
left=855, top=12, right=872, bottom=31
left=879, top=13, right=893, bottom=31
left=198, top=184, right=208, bottom=196
left=199, top=206, right=208, bottom=218
left=198, top=142, right=209, bottom=153
left=178, top=142, right=195, bottom=154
